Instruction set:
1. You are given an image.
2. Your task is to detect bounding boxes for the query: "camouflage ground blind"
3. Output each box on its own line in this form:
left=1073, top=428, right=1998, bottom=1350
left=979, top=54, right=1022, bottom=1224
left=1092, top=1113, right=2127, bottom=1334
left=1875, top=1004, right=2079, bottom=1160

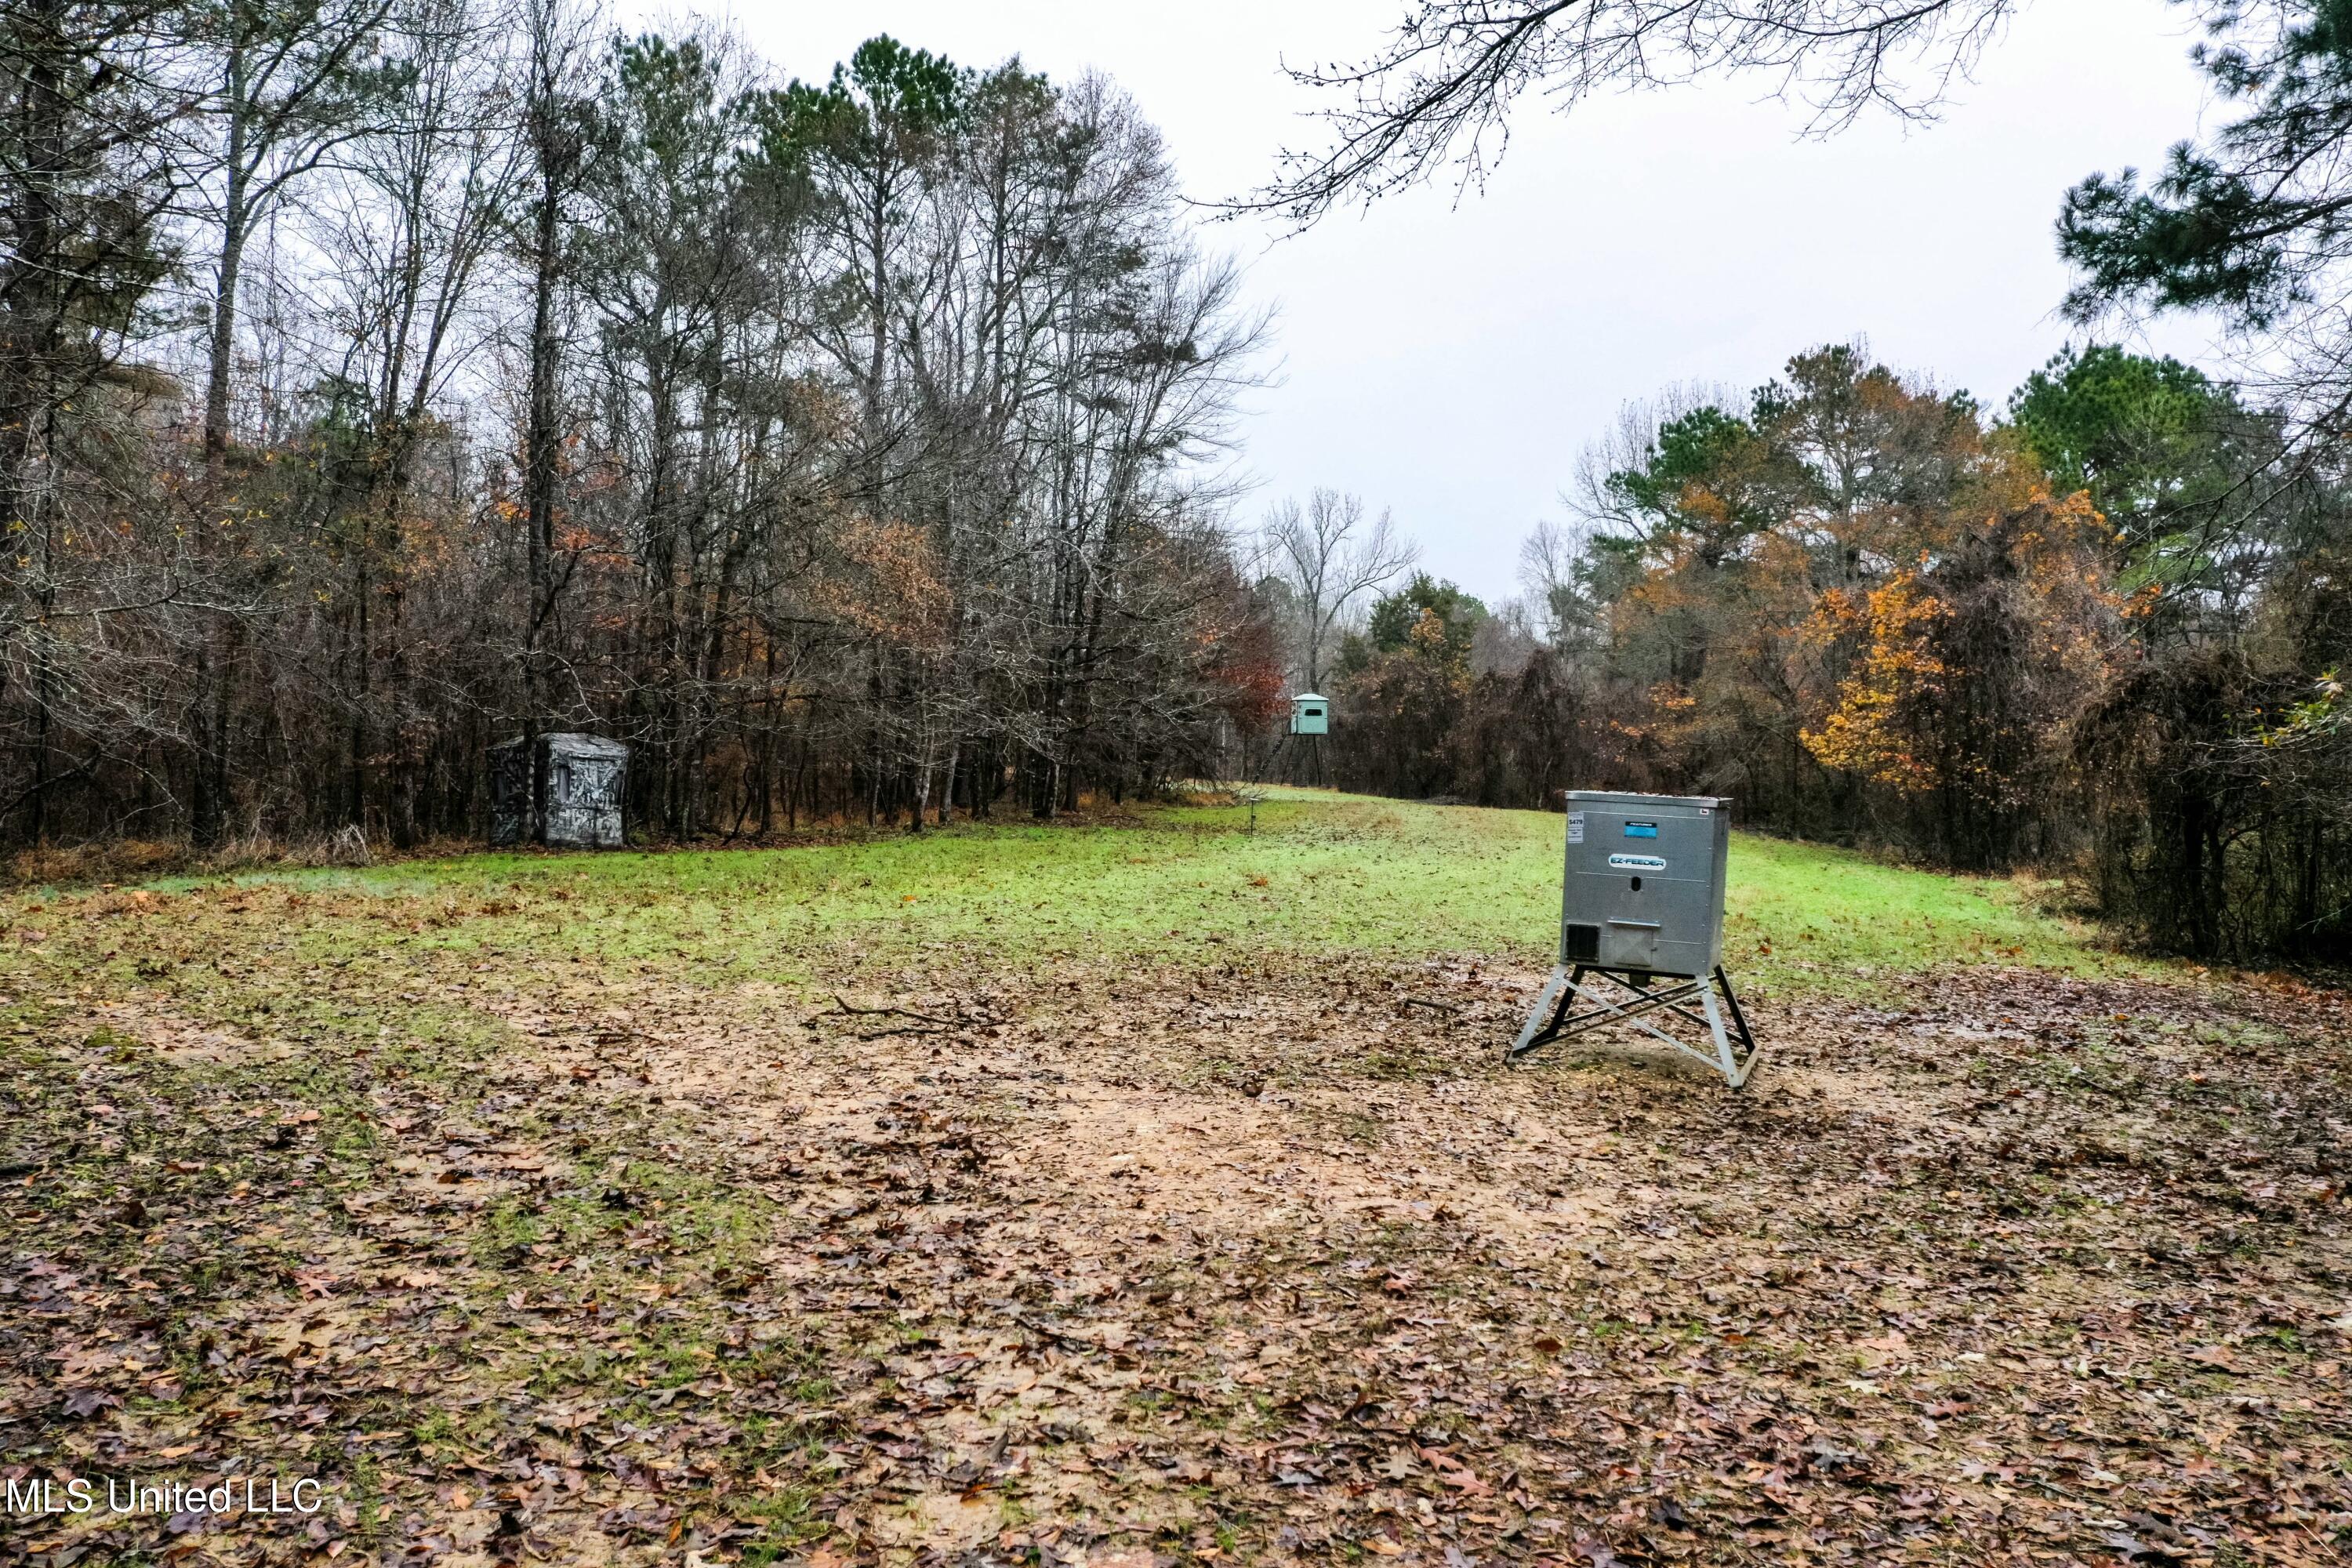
left=488, top=733, right=628, bottom=848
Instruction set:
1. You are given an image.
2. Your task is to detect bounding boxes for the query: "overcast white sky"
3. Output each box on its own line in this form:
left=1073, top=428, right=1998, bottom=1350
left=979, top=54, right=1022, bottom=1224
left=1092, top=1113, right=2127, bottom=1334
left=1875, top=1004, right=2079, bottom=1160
left=694, top=1, right=2229, bottom=603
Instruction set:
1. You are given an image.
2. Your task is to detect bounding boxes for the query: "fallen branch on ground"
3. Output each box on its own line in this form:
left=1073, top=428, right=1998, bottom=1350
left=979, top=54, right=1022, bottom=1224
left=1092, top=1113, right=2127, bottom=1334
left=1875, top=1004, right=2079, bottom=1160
left=808, top=995, right=960, bottom=1040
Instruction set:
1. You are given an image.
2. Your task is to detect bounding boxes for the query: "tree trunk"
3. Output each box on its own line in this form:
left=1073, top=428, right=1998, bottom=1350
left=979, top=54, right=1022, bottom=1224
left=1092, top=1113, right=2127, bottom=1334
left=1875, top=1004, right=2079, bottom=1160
left=524, top=155, right=561, bottom=738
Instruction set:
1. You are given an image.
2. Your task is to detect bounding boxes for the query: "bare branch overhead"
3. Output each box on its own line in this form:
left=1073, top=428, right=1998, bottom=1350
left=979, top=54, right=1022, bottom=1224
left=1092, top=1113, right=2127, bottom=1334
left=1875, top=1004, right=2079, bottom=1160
left=1234, top=0, right=2019, bottom=227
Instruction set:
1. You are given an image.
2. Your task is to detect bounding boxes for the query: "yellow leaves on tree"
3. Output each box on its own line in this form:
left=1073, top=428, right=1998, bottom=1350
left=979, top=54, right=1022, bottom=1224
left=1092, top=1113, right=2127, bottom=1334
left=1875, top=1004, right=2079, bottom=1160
left=1800, top=572, right=1950, bottom=792
left=1799, top=490, right=2118, bottom=813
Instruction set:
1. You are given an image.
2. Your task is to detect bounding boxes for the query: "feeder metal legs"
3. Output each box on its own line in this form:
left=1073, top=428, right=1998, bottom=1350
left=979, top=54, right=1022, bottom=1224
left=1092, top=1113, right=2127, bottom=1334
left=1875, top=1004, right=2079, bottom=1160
left=1508, top=964, right=1761, bottom=1087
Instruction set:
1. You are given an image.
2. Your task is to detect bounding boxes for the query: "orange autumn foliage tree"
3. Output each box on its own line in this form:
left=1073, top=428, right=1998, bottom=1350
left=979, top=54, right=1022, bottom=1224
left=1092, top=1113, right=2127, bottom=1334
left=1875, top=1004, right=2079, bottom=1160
left=1523, top=344, right=2132, bottom=869
left=1799, top=490, right=2121, bottom=867
left=1798, top=570, right=1951, bottom=795
left=821, top=517, right=953, bottom=652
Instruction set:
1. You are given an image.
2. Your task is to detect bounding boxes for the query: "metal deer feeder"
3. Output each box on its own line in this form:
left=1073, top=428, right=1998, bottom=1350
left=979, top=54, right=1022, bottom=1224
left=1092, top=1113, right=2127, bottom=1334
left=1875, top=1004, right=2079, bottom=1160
left=488, top=732, right=629, bottom=849
left=1508, top=790, right=1761, bottom=1087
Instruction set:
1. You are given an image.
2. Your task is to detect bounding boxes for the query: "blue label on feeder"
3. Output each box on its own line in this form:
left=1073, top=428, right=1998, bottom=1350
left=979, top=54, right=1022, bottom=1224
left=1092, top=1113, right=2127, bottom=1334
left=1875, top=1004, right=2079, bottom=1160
left=1623, top=822, right=1658, bottom=838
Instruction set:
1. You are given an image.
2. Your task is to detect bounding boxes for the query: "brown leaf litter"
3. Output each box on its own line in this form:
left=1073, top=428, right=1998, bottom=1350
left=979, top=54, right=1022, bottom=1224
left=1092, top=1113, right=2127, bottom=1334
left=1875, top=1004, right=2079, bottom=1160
left=1, top=933, right=2347, bottom=1568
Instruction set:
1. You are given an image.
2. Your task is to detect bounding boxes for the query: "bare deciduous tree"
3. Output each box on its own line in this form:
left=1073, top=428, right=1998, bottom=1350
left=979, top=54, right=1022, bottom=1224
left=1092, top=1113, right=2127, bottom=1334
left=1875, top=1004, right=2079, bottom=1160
left=0, top=6, right=1282, bottom=851
left=1262, top=487, right=1417, bottom=691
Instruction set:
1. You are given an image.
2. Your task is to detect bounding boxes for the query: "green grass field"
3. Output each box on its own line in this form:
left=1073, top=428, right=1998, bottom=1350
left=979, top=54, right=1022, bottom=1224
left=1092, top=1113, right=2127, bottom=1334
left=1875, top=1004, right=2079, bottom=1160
left=147, top=788, right=2151, bottom=993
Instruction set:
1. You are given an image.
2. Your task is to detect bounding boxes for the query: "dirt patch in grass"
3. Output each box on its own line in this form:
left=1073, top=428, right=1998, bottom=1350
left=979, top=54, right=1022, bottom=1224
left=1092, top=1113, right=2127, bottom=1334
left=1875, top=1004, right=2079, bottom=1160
left=4, top=893, right=2347, bottom=1568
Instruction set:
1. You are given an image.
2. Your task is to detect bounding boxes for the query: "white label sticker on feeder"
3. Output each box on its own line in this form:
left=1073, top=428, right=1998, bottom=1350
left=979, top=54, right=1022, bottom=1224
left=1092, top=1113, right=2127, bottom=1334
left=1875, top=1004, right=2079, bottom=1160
left=1609, top=854, right=1668, bottom=871
left=1566, top=812, right=1585, bottom=844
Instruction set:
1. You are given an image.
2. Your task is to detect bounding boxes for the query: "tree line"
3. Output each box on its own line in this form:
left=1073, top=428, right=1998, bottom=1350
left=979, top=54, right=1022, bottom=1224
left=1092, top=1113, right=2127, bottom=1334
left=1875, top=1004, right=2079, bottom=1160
left=1261, top=339, right=2347, bottom=964
left=9, top=0, right=2347, bottom=962
left=1, top=0, right=1278, bottom=855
